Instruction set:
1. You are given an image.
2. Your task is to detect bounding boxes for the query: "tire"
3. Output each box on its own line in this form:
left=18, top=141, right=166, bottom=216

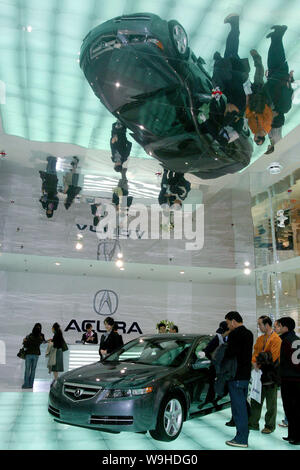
left=168, top=20, right=189, bottom=59
left=149, top=394, right=184, bottom=442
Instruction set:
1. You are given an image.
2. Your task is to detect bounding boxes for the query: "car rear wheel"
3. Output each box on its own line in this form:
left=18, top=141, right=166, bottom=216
left=149, top=394, right=184, bottom=441
left=168, top=20, right=189, bottom=58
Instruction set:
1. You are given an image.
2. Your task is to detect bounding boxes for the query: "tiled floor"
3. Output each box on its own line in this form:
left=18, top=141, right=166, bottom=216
left=0, top=390, right=295, bottom=450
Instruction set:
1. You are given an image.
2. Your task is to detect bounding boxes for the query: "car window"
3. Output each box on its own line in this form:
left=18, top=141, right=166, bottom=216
left=194, top=337, right=212, bottom=358
left=105, top=338, right=193, bottom=367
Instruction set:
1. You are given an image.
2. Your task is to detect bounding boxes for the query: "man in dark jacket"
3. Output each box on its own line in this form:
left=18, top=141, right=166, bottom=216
left=277, top=317, right=300, bottom=445
left=39, top=156, right=59, bottom=218
left=224, top=311, right=253, bottom=448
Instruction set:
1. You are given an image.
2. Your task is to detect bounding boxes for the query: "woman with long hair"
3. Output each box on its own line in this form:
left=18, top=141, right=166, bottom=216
left=22, top=323, right=45, bottom=389
left=48, top=323, right=66, bottom=380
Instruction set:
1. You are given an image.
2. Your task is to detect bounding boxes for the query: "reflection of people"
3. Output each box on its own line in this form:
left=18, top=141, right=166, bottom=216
left=39, top=156, right=59, bottom=218
left=63, top=157, right=81, bottom=210
left=246, top=26, right=293, bottom=148
left=248, top=316, right=281, bottom=434
left=112, top=168, right=133, bottom=212
left=224, top=311, right=253, bottom=448
left=110, top=121, right=132, bottom=172
left=158, top=169, right=190, bottom=209
left=81, top=323, right=98, bottom=344
left=99, top=317, right=121, bottom=360
left=22, top=323, right=45, bottom=389
left=211, top=14, right=250, bottom=143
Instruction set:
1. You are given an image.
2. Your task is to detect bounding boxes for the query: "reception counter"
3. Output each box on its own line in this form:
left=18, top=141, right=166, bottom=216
left=32, top=343, right=100, bottom=381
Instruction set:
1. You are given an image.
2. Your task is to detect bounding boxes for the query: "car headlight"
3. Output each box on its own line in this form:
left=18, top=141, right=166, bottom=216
left=103, top=386, right=153, bottom=399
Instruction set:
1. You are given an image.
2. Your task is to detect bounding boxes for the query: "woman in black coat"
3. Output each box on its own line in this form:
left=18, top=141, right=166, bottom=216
left=99, top=317, right=123, bottom=360
left=22, top=323, right=45, bottom=389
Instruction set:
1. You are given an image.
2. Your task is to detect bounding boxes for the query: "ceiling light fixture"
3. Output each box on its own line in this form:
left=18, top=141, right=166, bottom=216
left=55, top=262, right=61, bottom=266
left=76, top=242, right=83, bottom=250
left=267, top=162, right=282, bottom=175
left=243, top=268, right=251, bottom=275
left=116, top=259, right=124, bottom=268
left=117, top=252, right=123, bottom=259
left=244, top=261, right=250, bottom=267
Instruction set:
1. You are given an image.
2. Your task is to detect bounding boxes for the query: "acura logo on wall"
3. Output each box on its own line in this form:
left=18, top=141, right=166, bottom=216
left=74, top=389, right=83, bottom=398
left=93, top=290, right=119, bottom=316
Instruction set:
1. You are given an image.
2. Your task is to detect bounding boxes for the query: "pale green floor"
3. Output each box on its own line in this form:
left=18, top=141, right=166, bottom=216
left=0, top=392, right=295, bottom=451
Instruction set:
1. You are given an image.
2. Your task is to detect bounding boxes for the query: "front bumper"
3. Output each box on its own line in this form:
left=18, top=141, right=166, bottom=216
left=48, top=386, right=157, bottom=433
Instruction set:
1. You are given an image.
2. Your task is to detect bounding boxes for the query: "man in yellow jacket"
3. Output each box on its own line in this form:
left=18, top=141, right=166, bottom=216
left=248, top=316, right=281, bottom=433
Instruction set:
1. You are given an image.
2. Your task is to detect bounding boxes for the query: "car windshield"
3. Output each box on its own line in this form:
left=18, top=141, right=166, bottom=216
left=104, top=337, right=194, bottom=367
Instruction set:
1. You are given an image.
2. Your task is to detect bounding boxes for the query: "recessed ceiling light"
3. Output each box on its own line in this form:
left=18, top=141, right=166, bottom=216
left=77, top=234, right=83, bottom=240
left=244, top=261, right=250, bottom=267
left=116, top=259, right=124, bottom=268
left=120, top=267, right=125, bottom=271
left=243, top=268, right=251, bottom=275
left=117, top=252, right=123, bottom=259
left=268, top=162, right=282, bottom=175
left=55, top=262, right=61, bottom=266
left=180, top=271, right=185, bottom=274
left=76, top=242, right=83, bottom=250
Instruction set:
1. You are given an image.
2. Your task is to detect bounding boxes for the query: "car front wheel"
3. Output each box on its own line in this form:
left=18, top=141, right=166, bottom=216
left=168, top=20, right=189, bottom=58
left=149, top=394, right=184, bottom=441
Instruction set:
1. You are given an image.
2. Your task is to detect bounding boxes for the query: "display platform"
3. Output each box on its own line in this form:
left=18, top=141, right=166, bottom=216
left=0, top=391, right=293, bottom=450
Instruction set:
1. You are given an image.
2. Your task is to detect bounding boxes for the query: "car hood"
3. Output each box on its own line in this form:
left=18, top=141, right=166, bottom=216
left=61, top=361, right=172, bottom=388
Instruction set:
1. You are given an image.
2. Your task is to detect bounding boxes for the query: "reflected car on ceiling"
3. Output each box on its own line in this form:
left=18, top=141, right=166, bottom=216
left=48, top=334, right=230, bottom=442
left=80, top=13, right=252, bottom=179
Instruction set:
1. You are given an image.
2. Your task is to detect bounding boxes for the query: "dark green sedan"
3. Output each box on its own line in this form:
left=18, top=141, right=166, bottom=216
left=49, top=334, right=230, bottom=442
left=80, top=13, right=252, bottom=179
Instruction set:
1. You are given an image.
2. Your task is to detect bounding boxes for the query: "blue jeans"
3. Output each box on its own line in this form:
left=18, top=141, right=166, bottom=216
left=228, top=380, right=249, bottom=444
left=23, top=354, right=39, bottom=388
left=46, top=156, right=57, bottom=175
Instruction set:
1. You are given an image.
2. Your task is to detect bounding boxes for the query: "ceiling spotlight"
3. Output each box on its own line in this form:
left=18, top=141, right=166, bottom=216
left=55, top=262, right=61, bottom=266
left=77, top=234, right=83, bottom=239
left=116, top=259, right=124, bottom=268
left=244, top=261, right=250, bottom=267
left=243, top=268, right=251, bottom=275
left=117, top=252, right=123, bottom=259
left=267, top=162, right=282, bottom=175
left=115, top=82, right=120, bottom=88
left=76, top=242, right=83, bottom=250
left=180, top=271, right=185, bottom=274
left=26, top=25, right=33, bottom=32
left=120, top=267, right=125, bottom=271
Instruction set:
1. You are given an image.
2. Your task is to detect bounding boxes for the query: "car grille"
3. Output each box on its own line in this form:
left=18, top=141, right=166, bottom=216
left=48, top=405, right=60, bottom=418
left=90, top=415, right=133, bottom=425
left=63, top=382, right=102, bottom=402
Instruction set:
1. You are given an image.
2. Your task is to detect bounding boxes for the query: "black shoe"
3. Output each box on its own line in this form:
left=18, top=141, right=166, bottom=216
left=225, top=419, right=235, bottom=427
left=282, top=437, right=290, bottom=441
left=264, top=145, right=274, bottom=155
left=266, top=25, right=287, bottom=38
left=289, top=440, right=300, bottom=445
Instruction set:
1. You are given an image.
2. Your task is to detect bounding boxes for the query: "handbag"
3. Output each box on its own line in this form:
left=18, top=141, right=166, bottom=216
left=17, top=347, right=26, bottom=360
left=62, top=339, right=68, bottom=352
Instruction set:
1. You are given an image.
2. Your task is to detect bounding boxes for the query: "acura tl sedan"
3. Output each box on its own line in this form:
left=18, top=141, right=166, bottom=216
left=48, top=334, right=230, bottom=441
left=79, top=13, right=252, bottom=179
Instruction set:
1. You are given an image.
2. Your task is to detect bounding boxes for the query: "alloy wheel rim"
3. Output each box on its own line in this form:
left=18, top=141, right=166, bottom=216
left=163, top=398, right=183, bottom=436
left=173, top=25, right=187, bottom=54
